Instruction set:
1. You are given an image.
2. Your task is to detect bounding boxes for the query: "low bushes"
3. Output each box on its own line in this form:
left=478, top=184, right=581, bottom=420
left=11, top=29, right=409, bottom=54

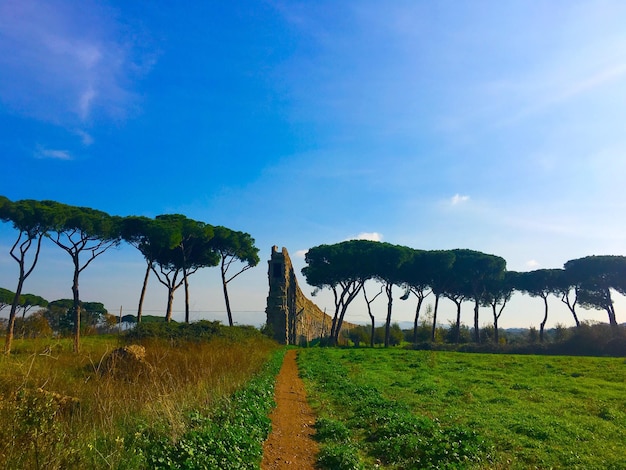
left=124, top=320, right=262, bottom=343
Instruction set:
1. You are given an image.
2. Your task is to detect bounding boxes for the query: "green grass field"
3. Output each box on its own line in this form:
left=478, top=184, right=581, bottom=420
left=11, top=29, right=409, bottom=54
left=299, top=348, right=626, bottom=469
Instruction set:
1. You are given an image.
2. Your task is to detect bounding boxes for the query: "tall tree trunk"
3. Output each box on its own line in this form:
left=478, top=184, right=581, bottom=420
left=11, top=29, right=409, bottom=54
left=72, top=266, right=81, bottom=353
left=329, top=311, right=338, bottom=346
left=606, top=304, right=617, bottom=327
left=384, top=283, right=393, bottom=348
left=166, top=288, right=174, bottom=322
left=412, top=296, right=424, bottom=344
left=363, top=289, right=377, bottom=348
left=560, top=289, right=580, bottom=327
left=431, top=293, right=440, bottom=342
left=222, top=268, right=233, bottom=326
left=137, top=262, right=151, bottom=323
left=332, top=282, right=363, bottom=346
left=492, top=304, right=499, bottom=344
left=183, top=268, right=190, bottom=324
left=4, top=276, right=24, bottom=355
left=5, top=234, right=43, bottom=354
left=473, top=298, right=480, bottom=343
left=455, top=301, right=462, bottom=343
left=334, top=304, right=351, bottom=346
left=540, top=295, right=548, bottom=342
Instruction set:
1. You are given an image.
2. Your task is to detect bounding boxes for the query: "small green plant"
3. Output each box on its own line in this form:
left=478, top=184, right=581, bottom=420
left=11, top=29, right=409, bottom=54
left=315, top=417, right=351, bottom=443
left=317, top=443, right=363, bottom=470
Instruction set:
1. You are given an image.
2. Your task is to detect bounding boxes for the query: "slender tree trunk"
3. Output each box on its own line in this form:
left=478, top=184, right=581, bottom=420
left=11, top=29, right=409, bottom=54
left=384, top=283, right=393, bottom=348
left=328, top=287, right=340, bottom=346
left=332, top=282, right=363, bottom=346
left=166, top=287, right=175, bottom=322
left=431, top=293, right=440, bottom=342
left=4, top=275, right=24, bottom=355
left=606, top=304, right=617, bottom=327
left=363, top=287, right=377, bottom=348
left=335, top=302, right=352, bottom=345
left=137, top=262, right=151, bottom=323
left=492, top=304, right=499, bottom=344
left=540, top=296, right=548, bottom=342
left=412, top=296, right=424, bottom=344
left=72, top=266, right=81, bottom=353
left=5, top=235, right=43, bottom=354
left=221, top=266, right=233, bottom=326
left=334, top=309, right=344, bottom=345
left=329, top=310, right=339, bottom=346
left=455, top=301, right=462, bottom=343
left=473, top=298, right=480, bottom=343
left=183, top=268, right=190, bottom=324
left=560, top=290, right=580, bottom=327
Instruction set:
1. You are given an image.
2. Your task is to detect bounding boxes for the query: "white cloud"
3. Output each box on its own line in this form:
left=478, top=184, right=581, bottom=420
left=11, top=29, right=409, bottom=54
left=36, top=147, right=72, bottom=160
left=349, top=232, right=383, bottom=242
left=295, top=249, right=308, bottom=258
left=450, top=194, right=470, bottom=205
left=525, top=259, right=540, bottom=269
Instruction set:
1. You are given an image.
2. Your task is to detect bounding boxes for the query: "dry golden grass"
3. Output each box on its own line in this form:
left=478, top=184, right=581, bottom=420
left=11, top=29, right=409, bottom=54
left=0, top=334, right=278, bottom=469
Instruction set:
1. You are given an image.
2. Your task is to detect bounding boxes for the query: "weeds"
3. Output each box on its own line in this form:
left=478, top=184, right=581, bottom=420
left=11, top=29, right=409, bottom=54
left=130, top=348, right=285, bottom=469
left=0, top=331, right=280, bottom=469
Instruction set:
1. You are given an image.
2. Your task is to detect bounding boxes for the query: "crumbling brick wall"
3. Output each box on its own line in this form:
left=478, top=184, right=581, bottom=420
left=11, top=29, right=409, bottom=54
left=265, top=246, right=334, bottom=345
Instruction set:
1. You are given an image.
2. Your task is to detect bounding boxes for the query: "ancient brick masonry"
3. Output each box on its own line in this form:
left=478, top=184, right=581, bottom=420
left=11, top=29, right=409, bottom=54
left=265, top=246, right=334, bottom=345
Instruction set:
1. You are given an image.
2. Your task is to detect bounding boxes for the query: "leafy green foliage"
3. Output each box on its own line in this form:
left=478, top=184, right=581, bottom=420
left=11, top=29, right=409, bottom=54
left=124, top=320, right=262, bottom=343
left=0, top=287, right=15, bottom=309
left=315, top=417, right=351, bottom=443
left=317, top=443, right=363, bottom=470
left=44, top=299, right=108, bottom=335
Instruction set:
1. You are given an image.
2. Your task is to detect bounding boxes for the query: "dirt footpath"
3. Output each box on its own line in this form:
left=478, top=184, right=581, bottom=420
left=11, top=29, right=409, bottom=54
left=261, top=349, right=319, bottom=469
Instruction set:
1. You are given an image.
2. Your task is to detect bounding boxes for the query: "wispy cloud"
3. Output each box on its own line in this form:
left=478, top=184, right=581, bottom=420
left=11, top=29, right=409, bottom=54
left=498, top=62, right=626, bottom=126
left=0, top=0, right=153, bottom=125
left=450, top=194, right=470, bottom=205
left=74, top=129, right=94, bottom=146
left=295, top=249, right=308, bottom=258
left=35, top=147, right=72, bottom=160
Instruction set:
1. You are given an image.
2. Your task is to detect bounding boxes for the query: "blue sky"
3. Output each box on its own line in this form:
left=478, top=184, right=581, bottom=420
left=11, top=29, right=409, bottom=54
left=1, top=0, right=625, bottom=329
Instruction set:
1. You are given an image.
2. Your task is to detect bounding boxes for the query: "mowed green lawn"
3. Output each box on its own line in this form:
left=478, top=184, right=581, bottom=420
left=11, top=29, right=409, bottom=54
left=299, top=348, right=626, bottom=469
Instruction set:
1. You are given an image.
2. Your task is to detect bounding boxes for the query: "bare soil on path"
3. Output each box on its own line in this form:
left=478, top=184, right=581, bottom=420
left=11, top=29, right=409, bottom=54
left=261, top=349, right=319, bottom=470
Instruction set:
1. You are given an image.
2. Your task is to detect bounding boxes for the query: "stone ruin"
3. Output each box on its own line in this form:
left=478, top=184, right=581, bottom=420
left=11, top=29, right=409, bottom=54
left=265, top=246, right=335, bottom=345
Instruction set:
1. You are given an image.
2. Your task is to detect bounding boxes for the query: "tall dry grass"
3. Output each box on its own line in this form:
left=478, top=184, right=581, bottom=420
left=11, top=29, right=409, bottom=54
left=0, top=334, right=278, bottom=469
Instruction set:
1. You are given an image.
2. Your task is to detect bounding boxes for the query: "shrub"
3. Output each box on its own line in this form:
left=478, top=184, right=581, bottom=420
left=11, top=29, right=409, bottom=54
left=315, top=417, right=351, bottom=443
left=124, top=320, right=262, bottom=343
left=317, top=443, right=363, bottom=470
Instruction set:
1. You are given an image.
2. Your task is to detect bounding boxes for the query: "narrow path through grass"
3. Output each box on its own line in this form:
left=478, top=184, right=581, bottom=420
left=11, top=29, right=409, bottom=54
left=262, top=349, right=319, bottom=469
